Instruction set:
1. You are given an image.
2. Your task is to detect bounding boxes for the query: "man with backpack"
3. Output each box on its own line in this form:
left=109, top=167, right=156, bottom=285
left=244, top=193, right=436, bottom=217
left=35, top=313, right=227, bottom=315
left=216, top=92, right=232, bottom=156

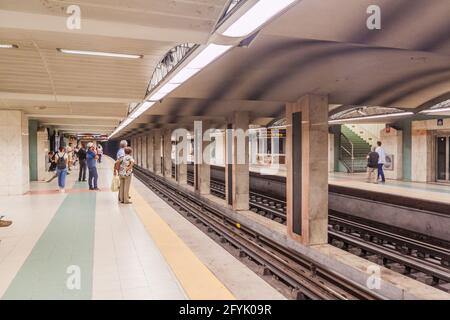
left=367, top=146, right=380, bottom=184
left=54, top=146, right=69, bottom=192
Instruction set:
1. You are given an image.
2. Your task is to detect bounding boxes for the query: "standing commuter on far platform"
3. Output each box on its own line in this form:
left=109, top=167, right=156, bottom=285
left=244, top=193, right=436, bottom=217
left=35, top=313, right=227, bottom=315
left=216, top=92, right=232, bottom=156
left=115, top=147, right=135, bottom=204
left=86, top=143, right=99, bottom=191
left=376, top=141, right=386, bottom=184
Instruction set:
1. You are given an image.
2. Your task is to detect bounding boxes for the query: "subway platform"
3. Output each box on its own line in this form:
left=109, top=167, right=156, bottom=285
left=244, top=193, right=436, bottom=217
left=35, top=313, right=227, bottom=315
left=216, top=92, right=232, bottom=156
left=0, top=158, right=284, bottom=300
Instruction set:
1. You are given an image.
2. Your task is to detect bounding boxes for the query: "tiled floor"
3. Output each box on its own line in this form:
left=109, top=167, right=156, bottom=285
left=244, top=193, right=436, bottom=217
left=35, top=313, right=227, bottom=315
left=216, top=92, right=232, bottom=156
left=0, top=160, right=186, bottom=300
left=329, top=172, right=450, bottom=204
left=249, top=164, right=450, bottom=204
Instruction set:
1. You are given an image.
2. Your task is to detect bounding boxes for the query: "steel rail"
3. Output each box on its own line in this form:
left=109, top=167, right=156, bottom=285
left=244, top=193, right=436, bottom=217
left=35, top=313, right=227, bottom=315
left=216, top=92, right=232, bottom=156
left=134, top=166, right=383, bottom=300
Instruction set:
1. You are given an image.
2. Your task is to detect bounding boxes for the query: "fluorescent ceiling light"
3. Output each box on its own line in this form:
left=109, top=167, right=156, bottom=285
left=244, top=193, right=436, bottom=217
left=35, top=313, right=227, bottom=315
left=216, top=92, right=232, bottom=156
left=223, top=0, right=296, bottom=37
left=58, top=48, right=142, bottom=59
left=329, top=112, right=414, bottom=124
left=169, top=67, right=201, bottom=84
left=0, top=44, right=18, bottom=49
left=421, top=107, right=450, bottom=114
left=112, top=44, right=231, bottom=138
left=129, top=101, right=155, bottom=119
left=185, top=44, right=232, bottom=69
left=158, top=83, right=180, bottom=94
left=149, top=91, right=168, bottom=101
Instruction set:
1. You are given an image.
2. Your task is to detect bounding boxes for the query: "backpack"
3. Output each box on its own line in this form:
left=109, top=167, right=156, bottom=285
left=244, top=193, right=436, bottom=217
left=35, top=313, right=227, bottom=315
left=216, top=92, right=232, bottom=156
left=56, top=153, right=67, bottom=170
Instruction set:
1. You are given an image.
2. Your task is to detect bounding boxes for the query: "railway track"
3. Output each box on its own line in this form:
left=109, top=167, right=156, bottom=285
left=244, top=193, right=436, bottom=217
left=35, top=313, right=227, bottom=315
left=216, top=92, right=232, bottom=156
left=134, top=166, right=384, bottom=300
left=185, top=171, right=450, bottom=293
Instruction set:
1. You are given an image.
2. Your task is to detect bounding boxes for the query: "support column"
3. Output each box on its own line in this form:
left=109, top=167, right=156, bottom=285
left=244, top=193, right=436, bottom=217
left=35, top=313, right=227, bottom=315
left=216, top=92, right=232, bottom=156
left=286, top=94, right=328, bottom=246
left=194, top=121, right=211, bottom=195
left=175, top=130, right=188, bottom=185
left=138, top=136, right=143, bottom=167
left=28, top=120, right=38, bottom=181
left=0, top=110, right=30, bottom=195
left=225, top=111, right=249, bottom=211
left=141, top=135, right=147, bottom=169
left=37, top=128, right=49, bottom=181
left=163, top=128, right=173, bottom=178
left=147, top=132, right=154, bottom=172
left=135, top=137, right=141, bottom=166
left=153, top=129, right=162, bottom=175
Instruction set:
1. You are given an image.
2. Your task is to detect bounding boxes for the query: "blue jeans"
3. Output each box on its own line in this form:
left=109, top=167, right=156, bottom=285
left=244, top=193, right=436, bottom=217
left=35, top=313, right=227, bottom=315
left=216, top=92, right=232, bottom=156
left=57, top=168, right=67, bottom=189
left=88, top=167, right=98, bottom=189
left=377, top=163, right=385, bottom=182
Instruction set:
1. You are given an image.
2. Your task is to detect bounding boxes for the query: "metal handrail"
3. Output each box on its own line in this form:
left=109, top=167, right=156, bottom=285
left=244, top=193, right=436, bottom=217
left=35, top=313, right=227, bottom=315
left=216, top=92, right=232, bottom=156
left=340, top=133, right=354, bottom=173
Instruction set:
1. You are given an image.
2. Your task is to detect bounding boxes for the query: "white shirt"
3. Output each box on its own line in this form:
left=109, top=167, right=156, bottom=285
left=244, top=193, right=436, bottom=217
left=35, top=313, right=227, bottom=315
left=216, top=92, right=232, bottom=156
left=376, top=146, right=386, bottom=164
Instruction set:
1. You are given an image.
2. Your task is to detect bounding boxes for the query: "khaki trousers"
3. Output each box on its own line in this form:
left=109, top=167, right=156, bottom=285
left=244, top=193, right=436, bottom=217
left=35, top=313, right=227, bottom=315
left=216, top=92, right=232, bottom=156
left=119, top=175, right=132, bottom=203
left=367, top=167, right=377, bottom=183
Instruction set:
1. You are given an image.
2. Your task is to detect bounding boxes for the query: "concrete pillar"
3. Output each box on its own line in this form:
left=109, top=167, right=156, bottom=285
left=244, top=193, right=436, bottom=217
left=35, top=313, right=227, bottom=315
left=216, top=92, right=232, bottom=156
left=28, top=120, right=38, bottom=181
left=194, top=121, right=211, bottom=195
left=328, top=133, right=335, bottom=173
left=134, top=137, right=139, bottom=165
left=163, top=128, right=173, bottom=178
left=0, top=110, right=30, bottom=195
left=37, top=128, right=49, bottom=181
left=141, top=135, right=148, bottom=169
left=153, top=129, right=162, bottom=175
left=250, top=129, right=258, bottom=165
left=147, top=132, right=154, bottom=172
left=286, top=94, right=328, bottom=246
left=175, top=130, right=188, bottom=185
left=225, top=111, right=250, bottom=211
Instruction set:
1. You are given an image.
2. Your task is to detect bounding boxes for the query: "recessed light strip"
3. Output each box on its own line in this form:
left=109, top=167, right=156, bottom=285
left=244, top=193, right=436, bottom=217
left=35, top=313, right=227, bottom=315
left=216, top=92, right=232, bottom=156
left=0, top=44, right=18, bottom=49
left=328, top=112, right=414, bottom=124
left=58, top=48, right=142, bottom=59
left=109, top=44, right=232, bottom=139
left=421, top=107, right=450, bottom=114
left=222, top=0, right=297, bottom=37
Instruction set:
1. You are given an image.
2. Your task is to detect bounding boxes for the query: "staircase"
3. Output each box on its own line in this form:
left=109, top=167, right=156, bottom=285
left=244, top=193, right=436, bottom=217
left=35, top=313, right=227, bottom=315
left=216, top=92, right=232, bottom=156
left=339, top=126, right=372, bottom=173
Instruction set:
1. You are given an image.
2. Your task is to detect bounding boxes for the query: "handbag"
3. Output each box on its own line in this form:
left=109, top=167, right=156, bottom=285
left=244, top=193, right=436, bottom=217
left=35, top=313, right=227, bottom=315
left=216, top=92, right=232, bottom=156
left=111, top=175, right=120, bottom=192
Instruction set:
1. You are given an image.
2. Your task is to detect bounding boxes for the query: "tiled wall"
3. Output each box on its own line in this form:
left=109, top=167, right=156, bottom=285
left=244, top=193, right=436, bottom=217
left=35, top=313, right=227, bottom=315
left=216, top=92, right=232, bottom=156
left=380, top=127, right=403, bottom=180
left=0, top=110, right=30, bottom=195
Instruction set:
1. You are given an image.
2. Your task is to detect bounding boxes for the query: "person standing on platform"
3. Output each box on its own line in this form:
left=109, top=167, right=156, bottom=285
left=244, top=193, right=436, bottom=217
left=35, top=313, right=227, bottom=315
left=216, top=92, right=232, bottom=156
left=86, top=143, right=99, bottom=190
left=117, top=140, right=127, bottom=160
left=97, top=143, right=103, bottom=163
left=366, top=147, right=379, bottom=184
left=54, top=146, right=69, bottom=192
left=67, top=143, right=74, bottom=172
left=376, top=141, right=386, bottom=184
left=77, top=144, right=87, bottom=182
left=115, top=147, right=135, bottom=204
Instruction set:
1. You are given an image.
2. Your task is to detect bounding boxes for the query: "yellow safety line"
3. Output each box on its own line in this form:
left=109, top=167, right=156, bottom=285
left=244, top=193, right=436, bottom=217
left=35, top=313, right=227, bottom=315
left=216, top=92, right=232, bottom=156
left=130, top=185, right=235, bottom=300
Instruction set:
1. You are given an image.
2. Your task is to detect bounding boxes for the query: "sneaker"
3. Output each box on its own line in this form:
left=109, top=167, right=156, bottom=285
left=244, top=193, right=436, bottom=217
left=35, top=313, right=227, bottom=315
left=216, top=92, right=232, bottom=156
left=0, top=220, right=12, bottom=227
left=94, top=188, right=100, bottom=191
left=59, top=189, right=65, bottom=193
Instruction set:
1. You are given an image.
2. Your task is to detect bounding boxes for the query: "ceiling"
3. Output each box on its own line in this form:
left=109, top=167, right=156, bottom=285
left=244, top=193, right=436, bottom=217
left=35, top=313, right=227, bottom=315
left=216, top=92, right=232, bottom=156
left=1, top=0, right=449, bottom=138
left=0, top=0, right=228, bottom=135
left=122, top=0, right=450, bottom=136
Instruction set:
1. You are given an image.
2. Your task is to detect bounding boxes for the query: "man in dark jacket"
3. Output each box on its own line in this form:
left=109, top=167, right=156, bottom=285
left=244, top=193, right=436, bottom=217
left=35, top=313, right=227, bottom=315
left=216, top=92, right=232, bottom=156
left=77, top=144, right=87, bottom=182
left=367, top=147, right=379, bottom=184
